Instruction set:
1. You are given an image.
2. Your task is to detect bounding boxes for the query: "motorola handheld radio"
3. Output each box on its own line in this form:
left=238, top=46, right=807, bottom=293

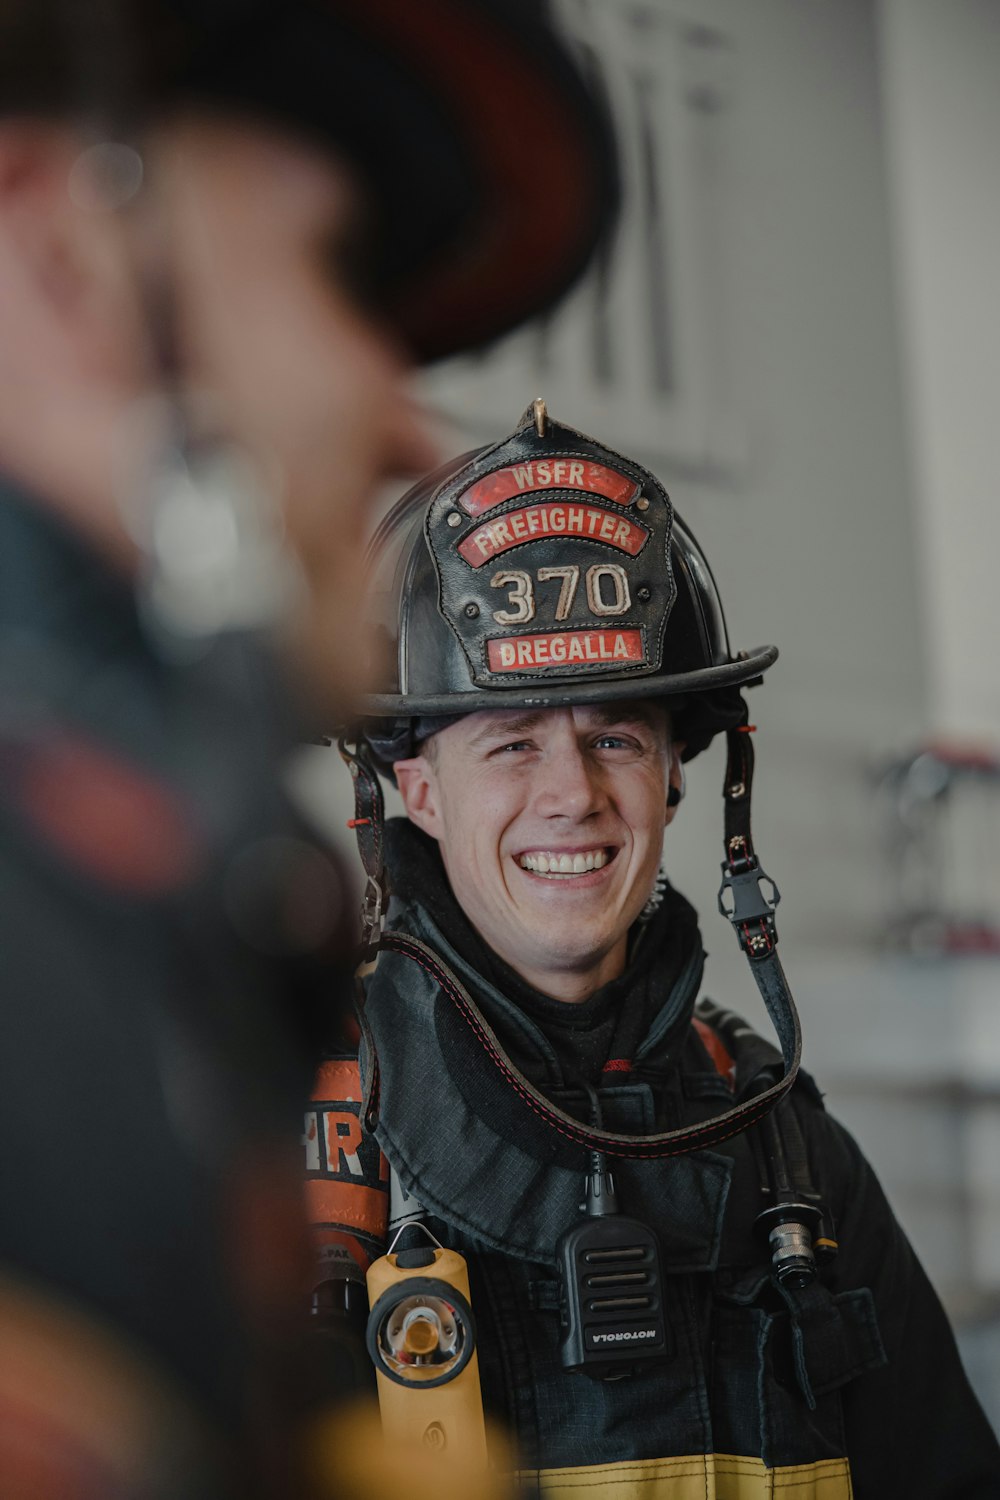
left=556, top=1151, right=670, bottom=1379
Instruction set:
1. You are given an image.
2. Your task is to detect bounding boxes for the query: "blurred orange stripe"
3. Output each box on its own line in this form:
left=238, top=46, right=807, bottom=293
left=306, top=1179, right=387, bottom=1236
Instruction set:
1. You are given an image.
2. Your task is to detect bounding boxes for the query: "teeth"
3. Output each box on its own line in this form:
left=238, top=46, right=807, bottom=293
left=518, top=849, right=610, bottom=877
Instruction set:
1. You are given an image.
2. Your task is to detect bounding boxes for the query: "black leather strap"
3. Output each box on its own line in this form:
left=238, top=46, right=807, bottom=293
left=378, top=928, right=801, bottom=1161
left=718, top=720, right=781, bottom=961
left=338, top=737, right=388, bottom=963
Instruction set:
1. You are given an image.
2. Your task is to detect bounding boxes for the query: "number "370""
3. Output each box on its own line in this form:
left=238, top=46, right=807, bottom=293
left=491, top=563, right=630, bottom=626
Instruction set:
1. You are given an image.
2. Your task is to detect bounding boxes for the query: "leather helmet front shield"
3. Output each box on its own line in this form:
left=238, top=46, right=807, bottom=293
left=425, top=416, right=677, bottom=691
left=355, top=402, right=777, bottom=756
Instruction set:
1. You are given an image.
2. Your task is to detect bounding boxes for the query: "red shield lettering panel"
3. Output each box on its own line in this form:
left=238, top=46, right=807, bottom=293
left=486, top=629, right=645, bottom=672
left=459, top=460, right=638, bottom=516
left=458, top=504, right=649, bottom=566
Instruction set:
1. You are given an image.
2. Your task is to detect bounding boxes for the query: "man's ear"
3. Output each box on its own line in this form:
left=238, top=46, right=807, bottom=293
left=393, top=756, right=443, bottom=841
left=664, top=741, right=686, bottom=827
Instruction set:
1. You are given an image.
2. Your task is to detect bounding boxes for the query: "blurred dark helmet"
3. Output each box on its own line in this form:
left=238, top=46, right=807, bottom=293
left=0, top=0, right=619, bottom=362
left=360, top=401, right=777, bottom=769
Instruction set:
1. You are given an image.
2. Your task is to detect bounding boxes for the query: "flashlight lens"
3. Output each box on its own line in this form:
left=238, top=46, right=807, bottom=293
left=378, top=1292, right=467, bottom=1378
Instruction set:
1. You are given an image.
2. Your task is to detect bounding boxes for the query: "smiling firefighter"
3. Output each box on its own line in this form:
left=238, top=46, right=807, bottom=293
left=310, top=402, right=1000, bottom=1498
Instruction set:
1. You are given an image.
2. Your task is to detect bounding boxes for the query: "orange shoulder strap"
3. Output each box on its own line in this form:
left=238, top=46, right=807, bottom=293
left=305, top=1056, right=389, bottom=1279
left=691, top=1017, right=736, bottom=1090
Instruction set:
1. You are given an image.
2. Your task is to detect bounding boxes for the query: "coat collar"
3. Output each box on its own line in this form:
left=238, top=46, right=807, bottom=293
left=362, top=837, right=733, bottom=1267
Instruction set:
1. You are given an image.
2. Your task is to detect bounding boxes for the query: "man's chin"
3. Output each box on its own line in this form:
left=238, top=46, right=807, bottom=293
left=500, top=931, right=622, bottom=987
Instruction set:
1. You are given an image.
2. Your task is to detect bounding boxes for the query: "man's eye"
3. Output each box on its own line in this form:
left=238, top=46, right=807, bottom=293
left=594, top=735, right=650, bottom=758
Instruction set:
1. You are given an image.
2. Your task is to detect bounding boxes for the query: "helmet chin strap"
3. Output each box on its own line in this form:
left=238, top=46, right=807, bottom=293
left=339, top=736, right=390, bottom=971
left=715, top=716, right=802, bottom=1111
left=341, top=708, right=803, bottom=1155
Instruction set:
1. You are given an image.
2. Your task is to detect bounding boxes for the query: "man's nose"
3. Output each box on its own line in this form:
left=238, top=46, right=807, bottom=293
left=533, top=743, right=607, bottom=820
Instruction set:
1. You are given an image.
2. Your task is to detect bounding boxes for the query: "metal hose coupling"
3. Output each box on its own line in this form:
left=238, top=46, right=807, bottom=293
left=763, top=1211, right=820, bottom=1289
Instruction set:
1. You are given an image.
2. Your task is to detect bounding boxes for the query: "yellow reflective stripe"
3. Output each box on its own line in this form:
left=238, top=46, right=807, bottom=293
left=518, top=1452, right=853, bottom=1499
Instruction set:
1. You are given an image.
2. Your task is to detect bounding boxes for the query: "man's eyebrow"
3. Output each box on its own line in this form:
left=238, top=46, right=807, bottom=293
left=467, top=712, right=545, bottom=746
left=465, top=705, right=665, bottom=747
left=589, top=703, right=661, bottom=729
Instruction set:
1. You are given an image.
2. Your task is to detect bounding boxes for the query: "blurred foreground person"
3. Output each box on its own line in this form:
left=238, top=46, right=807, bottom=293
left=321, top=403, right=1000, bottom=1497
left=0, top=4, right=616, bottom=1496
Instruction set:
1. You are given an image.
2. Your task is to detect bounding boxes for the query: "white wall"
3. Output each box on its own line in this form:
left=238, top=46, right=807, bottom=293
left=878, top=0, right=1000, bottom=744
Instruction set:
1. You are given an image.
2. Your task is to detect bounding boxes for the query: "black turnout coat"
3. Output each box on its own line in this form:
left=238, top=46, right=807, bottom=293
left=0, top=485, right=351, bottom=1494
left=310, top=819, right=1000, bottom=1498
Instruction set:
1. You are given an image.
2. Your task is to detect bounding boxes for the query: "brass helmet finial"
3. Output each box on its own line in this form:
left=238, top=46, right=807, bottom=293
left=532, top=397, right=548, bottom=437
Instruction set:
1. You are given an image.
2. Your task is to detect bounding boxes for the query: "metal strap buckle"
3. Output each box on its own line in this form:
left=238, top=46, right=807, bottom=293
left=360, top=873, right=385, bottom=959
left=718, top=853, right=781, bottom=960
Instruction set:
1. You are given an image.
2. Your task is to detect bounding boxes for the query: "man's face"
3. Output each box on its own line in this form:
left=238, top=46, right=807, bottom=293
left=0, top=114, right=436, bottom=716
left=158, top=118, right=438, bottom=711
left=394, top=703, right=683, bottom=1002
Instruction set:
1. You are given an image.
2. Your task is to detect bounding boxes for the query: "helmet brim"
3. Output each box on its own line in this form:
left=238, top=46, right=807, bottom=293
left=358, top=644, right=777, bottom=719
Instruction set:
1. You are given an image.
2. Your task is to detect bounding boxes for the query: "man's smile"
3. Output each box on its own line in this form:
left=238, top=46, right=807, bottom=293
left=515, top=846, right=618, bottom=879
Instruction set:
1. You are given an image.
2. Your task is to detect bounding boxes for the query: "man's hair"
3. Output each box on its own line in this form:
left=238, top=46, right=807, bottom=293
left=421, top=733, right=440, bottom=767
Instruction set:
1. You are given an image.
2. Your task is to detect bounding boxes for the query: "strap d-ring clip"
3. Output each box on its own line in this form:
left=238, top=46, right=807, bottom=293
left=718, top=838, right=781, bottom=961
left=358, top=872, right=385, bottom=970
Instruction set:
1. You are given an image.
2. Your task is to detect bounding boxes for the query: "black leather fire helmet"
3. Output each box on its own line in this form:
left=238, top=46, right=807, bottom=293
left=360, top=401, right=777, bottom=769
